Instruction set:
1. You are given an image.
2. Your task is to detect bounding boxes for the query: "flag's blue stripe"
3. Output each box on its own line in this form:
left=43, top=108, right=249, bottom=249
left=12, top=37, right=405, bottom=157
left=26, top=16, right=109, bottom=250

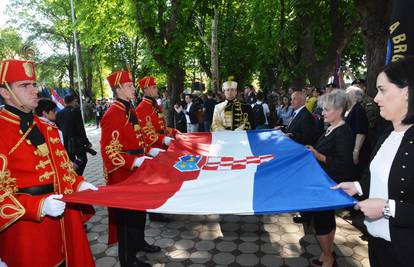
left=246, top=130, right=356, bottom=215
left=386, top=38, right=392, bottom=65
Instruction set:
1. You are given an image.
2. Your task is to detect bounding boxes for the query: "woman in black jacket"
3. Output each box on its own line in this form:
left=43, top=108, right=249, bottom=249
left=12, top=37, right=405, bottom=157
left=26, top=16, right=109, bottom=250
left=334, top=57, right=414, bottom=267
left=306, top=89, right=355, bottom=267
left=345, top=87, right=371, bottom=179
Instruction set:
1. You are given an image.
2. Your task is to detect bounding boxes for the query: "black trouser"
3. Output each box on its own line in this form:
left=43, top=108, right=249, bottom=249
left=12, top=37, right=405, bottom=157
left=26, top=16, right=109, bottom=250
left=68, top=150, right=88, bottom=176
left=76, top=151, right=88, bottom=176
left=312, top=210, right=336, bottom=235
left=117, top=209, right=146, bottom=267
left=368, top=235, right=405, bottom=267
left=96, top=115, right=101, bottom=128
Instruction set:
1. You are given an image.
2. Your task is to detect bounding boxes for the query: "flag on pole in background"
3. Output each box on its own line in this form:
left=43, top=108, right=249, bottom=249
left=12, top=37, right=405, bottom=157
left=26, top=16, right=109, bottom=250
left=40, top=87, right=69, bottom=111
left=63, top=130, right=356, bottom=215
left=51, top=89, right=65, bottom=110
left=386, top=0, right=414, bottom=63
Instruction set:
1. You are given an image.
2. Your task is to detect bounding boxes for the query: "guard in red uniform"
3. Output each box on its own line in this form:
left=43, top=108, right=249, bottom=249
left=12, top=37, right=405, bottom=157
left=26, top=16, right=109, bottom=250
left=135, top=76, right=180, bottom=222
left=0, top=59, right=97, bottom=267
left=101, top=71, right=161, bottom=267
left=136, top=76, right=179, bottom=149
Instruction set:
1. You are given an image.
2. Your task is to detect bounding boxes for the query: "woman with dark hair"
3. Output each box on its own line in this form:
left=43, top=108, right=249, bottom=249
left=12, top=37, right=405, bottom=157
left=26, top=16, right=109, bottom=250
left=173, top=93, right=188, bottom=133
left=35, top=98, right=57, bottom=121
left=276, top=96, right=294, bottom=127
left=333, top=57, right=414, bottom=267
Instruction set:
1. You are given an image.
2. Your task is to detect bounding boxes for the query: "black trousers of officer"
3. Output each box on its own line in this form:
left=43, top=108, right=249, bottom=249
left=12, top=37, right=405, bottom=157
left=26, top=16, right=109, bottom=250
left=116, top=209, right=146, bottom=266
left=68, top=149, right=88, bottom=176
left=75, top=150, right=88, bottom=175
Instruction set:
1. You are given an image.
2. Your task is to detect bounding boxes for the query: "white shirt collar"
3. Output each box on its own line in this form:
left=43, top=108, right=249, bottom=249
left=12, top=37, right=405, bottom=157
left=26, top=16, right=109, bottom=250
left=293, top=105, right=305, bottom=116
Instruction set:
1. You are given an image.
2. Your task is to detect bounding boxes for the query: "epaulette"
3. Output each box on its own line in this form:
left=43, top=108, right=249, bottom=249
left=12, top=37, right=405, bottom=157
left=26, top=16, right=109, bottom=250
left=113, top=101, right=127, bottom=111
left=36, top=116, right=58, bottom=128
left=0, top=110, right=20, bottom=125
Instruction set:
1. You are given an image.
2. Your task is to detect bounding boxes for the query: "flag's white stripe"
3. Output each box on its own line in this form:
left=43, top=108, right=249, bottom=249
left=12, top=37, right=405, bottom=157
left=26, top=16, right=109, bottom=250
left=52, top=94, right=65, bottom=110
left=149, top=131, right=256, bottom=214
left=208, top=131, right=252, bottom=156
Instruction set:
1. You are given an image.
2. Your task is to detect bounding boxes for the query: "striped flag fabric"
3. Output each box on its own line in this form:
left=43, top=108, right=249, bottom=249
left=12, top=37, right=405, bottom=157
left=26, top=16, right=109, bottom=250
left=63, top=130, right=356, bottom=214
left=51, top=90, right=65, bottom=110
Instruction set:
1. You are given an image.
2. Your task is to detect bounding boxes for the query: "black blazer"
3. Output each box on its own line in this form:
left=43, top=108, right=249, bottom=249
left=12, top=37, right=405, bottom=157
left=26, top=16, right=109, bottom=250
left=360, top=125, right=414, bottom=265
left=315, top=124, right=355, bottom=183
left=56, top=106, right=90, bottom=152
left=286, top=107, right=318, bottom=145
left=345, top=103, right=371, bottom=165
left=183, top=103, right=198, bottom=124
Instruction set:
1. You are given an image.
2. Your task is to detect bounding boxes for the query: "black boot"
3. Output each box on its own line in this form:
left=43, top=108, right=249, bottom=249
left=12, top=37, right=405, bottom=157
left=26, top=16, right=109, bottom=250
left=127, top=258, right=151, bottom=267
left=140, top=241, right=161, bottom=253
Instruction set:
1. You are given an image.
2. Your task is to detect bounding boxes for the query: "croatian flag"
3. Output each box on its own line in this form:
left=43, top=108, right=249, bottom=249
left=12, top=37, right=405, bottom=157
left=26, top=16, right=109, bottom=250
left=64, top=130, right=356, bottom=214
left=51, top=90, right=65, bottom=110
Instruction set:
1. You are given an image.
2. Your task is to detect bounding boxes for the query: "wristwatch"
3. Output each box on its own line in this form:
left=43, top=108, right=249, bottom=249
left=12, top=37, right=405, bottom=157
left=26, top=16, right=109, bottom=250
left=383, top=199, right=392, bottom=219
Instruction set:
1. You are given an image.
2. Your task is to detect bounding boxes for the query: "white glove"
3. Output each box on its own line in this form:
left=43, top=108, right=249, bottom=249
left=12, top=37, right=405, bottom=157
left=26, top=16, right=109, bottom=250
left=133, top=156, right=152, bottom=168
left=41, top=194, right=66, bottom=217
left=148, top=147, right=165, bottom=157
left=78, top=181, right=98, bottom=192
left=0, top=258, right=7, bottom=267
left=163, top=136, right=174, bottom=146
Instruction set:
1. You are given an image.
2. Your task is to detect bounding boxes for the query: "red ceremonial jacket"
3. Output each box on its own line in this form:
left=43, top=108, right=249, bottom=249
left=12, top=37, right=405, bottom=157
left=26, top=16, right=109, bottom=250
left=135, top=97, right=178, bottom=149
left=100, top=100, right=147, bottom=244
left=0, top=109, right=94, bottom=267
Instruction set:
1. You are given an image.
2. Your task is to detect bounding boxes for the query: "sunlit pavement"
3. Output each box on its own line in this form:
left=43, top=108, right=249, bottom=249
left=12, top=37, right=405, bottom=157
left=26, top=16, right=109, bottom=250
left=83, top=126, right=369, bottom=267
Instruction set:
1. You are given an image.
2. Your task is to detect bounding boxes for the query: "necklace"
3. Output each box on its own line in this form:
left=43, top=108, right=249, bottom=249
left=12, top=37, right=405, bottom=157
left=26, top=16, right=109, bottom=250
left=325, top=120, right=345, bottom=136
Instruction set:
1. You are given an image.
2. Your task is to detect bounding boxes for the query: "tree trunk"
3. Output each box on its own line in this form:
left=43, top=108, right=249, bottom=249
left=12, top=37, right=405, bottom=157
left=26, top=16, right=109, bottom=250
left=358, top=0, right=392, bottom=97
left=167, top=65, right=185, bottom=128
left=130, top=36, right=140, bottom=85
left=96, top=60, right=104, bottom=99
left=79, top=46, right=94, bottom=100
left=307, top=0, right=361, bottom=87
left=167, top=65, right=185, bottom=107
left=85, top=48, right=94, bottom=99
left=290, top=76, right=306, bottom=90
left=211, top=7, right=219, bottom=92
left=259, top=68, right=279, bottom=92
left=133, top=0, right=195, bottom=117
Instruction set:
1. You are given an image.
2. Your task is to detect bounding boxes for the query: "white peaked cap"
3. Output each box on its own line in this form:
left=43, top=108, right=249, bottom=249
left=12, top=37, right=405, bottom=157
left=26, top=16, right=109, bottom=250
left=222, top=81, right=238, bottom=90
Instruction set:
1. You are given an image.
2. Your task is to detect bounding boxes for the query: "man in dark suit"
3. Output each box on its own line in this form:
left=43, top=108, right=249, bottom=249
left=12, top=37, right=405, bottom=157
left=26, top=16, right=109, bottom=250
left=284, top=91, right=319, bottom=145
left=279, top=91, right=320, bottom=224
left=56, top=94, right=92, bottom=175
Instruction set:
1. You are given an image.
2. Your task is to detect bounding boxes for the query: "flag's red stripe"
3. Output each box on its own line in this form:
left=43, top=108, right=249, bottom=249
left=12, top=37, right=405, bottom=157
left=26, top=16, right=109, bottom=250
left=64, top=133, right=213, bottom=210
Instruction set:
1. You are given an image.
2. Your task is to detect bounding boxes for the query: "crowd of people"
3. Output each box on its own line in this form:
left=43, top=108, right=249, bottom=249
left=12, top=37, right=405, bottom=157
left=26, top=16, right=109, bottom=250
left=0, top=56, right=413, bottom=267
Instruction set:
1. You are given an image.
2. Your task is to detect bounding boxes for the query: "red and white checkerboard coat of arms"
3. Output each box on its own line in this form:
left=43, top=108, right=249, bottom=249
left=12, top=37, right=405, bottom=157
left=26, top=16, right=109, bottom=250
left=202, top=155, right=274, bottom=171
left=174, top=154, right=275, bottom=172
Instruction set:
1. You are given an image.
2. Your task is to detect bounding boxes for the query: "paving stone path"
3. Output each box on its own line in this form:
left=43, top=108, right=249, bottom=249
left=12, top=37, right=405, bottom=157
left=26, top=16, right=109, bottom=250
left=82, top=126, right=370, bottom=267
